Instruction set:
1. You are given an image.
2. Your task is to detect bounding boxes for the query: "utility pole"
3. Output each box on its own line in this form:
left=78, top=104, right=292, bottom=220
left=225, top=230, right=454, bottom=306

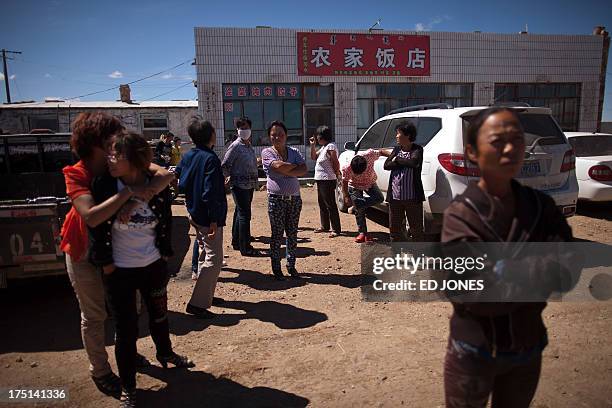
left=2, top=49, right=22, bottom=104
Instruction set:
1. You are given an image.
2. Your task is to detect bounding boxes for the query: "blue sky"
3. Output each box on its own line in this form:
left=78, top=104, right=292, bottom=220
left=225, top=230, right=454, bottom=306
left=1, top=0, right=611, bottom=119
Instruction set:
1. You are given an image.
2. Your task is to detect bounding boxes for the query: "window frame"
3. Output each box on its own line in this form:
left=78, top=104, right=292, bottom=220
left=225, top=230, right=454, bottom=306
left=356, top=83, right=473, bottom=135
left=494, top=83, right=581, bottom=131
left=222, top=83, right=304, bottom=146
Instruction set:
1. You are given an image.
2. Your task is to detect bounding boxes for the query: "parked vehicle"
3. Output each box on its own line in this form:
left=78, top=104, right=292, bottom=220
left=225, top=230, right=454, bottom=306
left=336, top=103, right=579, bottom=234
left=565, top=132, right=612, bottom=201
left=0, top=132, right=75, bottom=287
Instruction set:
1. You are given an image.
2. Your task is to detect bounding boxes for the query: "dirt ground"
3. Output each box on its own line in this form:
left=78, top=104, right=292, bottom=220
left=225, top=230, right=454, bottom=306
left=0, top=187, right=611, bottom=407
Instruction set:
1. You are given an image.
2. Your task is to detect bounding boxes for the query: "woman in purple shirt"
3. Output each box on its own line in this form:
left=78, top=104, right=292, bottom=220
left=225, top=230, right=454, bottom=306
left=261, top=121, right=308, bottom=280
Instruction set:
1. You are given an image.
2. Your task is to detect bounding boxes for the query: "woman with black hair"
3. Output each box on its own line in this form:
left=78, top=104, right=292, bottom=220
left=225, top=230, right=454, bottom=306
left=90, top=131, right=193, bottom=407
left=383, top=122, right=425, bottom=242
left=310, top=125, right=342, bottom=237
left=262, top=120, right=308, bottom=280
left=441, top=107, right=574, bottom=408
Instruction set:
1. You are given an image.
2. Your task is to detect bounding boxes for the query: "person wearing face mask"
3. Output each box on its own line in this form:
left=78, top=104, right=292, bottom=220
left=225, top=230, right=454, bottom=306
left=221, top=117, right=261, bottom=257
left=175, top=118, right=228, bottom=319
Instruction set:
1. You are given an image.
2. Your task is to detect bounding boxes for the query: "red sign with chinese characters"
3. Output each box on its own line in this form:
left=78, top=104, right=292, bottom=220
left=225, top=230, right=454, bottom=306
left=297, top=32, right=430, bottom=77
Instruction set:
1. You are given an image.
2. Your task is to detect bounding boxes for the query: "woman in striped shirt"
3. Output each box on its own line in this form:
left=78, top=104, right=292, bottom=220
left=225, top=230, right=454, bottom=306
left=383, top=121, right=425, bottom=242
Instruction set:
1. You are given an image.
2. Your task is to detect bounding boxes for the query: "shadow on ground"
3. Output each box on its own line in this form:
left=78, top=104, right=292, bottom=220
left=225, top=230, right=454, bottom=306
left=138, top=365, right=309, bottom=407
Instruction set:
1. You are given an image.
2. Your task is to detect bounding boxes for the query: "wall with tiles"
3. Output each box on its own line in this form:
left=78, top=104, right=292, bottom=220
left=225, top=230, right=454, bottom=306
left=195, top=27, right=605, bottom=156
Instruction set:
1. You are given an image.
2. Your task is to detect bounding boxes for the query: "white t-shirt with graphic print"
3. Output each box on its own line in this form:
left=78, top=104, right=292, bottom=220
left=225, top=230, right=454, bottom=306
left=112, top=180, right=161, bottom=268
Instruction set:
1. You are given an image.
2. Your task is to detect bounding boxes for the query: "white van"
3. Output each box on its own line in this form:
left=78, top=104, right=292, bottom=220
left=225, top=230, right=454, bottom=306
left=336, top=104, right=579, bottom=234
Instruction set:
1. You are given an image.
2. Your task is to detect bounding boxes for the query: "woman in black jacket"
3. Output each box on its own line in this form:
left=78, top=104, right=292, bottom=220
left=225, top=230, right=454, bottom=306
left=89, top=131, right=193, bottom=408
left=383, top=121, right=425, bottom=242
left=441, top=108, right=576, bottom=408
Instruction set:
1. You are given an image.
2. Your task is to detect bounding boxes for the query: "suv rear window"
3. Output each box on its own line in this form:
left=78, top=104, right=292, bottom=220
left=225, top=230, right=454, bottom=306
left=568, top=135, right=612, bottom=157
left=463, top=113, right=567, bottom=147
left=518, top=114, right=567, bottom=146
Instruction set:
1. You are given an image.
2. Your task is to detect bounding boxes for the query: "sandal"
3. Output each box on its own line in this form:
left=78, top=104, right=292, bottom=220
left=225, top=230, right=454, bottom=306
left=329, top=232, right=340, bottom=238
left=314, top=228, right=329, bottom=233
left=92, top=372, right=121, bottom=397
left=119, top=388, right=137, bottom=408
left=156, top=352, right=195, bottom=369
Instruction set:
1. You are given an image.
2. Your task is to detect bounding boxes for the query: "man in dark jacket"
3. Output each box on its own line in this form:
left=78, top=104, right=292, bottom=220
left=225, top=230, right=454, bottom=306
left=175, top=119, right=227, bottom=319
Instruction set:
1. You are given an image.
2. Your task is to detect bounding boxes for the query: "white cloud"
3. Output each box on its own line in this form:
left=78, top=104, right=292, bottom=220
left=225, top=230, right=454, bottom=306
left=108, top=70, right=123, bottom=79
left=162, top=73, right=174, bottom=79
left=44, top=73, right=52, bottom=78
left=9, top=74, right=16, bottom=80
left=415, top=15, right=452, bottom=32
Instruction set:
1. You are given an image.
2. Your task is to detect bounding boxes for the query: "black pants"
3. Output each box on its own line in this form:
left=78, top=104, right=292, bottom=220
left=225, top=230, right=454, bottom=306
left=103, top=258, right=172, bottom=390
left=389, top=200, right=424, bottom=242
left=316, top=180, right=341, bottom=233
left=444, top=338, right=542, bottom=408
left=231, top=186, right=254, bottom=253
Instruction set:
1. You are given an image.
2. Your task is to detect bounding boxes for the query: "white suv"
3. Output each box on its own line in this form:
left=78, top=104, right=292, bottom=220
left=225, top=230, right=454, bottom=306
left=336, top=104, right=579, bottom=234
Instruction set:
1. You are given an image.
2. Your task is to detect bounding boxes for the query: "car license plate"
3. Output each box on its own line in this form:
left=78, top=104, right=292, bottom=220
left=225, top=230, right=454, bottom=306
left=520, top=161, right=541, bottom=177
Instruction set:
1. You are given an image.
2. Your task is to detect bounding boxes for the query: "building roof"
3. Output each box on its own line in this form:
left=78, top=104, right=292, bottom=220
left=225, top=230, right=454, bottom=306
left=0, top=100, right=199, bottom=109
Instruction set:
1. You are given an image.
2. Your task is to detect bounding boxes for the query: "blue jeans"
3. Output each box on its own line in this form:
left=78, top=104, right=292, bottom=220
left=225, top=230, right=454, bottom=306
left=231, top=186, right=254, bottom=253
left=348, top=184, right=384, bottom=233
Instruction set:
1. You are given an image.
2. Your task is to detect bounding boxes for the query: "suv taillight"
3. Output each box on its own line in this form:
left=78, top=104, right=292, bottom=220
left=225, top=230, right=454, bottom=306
left=560, top=149, right=576, bottom=172
left=588, top=165, right=612, bottom=182
left=438, top=153, right=480, bottom=177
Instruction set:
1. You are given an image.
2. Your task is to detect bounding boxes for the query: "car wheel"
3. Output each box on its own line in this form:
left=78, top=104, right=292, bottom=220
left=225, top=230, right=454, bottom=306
left=336, top=182, right=348, bottom=213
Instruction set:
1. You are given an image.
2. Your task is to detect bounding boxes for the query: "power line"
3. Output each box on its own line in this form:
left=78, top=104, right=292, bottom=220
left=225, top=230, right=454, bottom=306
left=64, top=59, right=194, bottom=101
left=15, top=58, right=195, bottom=104
left=142, top=81, right=194, bottom=101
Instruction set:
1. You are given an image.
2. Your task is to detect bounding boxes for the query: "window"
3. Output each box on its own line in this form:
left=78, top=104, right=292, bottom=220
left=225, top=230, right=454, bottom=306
left=304, top=84, right=333, bottom=105
left=223, top=84, right=303, bottom=146
left=380, top=117, right=440, bottom=148
left=141, top=115, right=168, bottom=141
left=569, top=135, right=612, bottom=157
left=416, top=117, right=442, bottom=146
left=356, top=83, right=473, bottom=136
left=382, top=118, right=417, bottom=147
left=494, top=83, right=580, bottom=131
left=29, top=115, right=59, bottom=132
left=463, top=113, right=566, bottom=147
left=358, top=120, right=389, bottom=150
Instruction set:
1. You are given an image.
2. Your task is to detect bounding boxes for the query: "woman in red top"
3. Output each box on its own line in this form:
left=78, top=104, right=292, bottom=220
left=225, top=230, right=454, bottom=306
left=61, top=112, right=174, bottom=397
